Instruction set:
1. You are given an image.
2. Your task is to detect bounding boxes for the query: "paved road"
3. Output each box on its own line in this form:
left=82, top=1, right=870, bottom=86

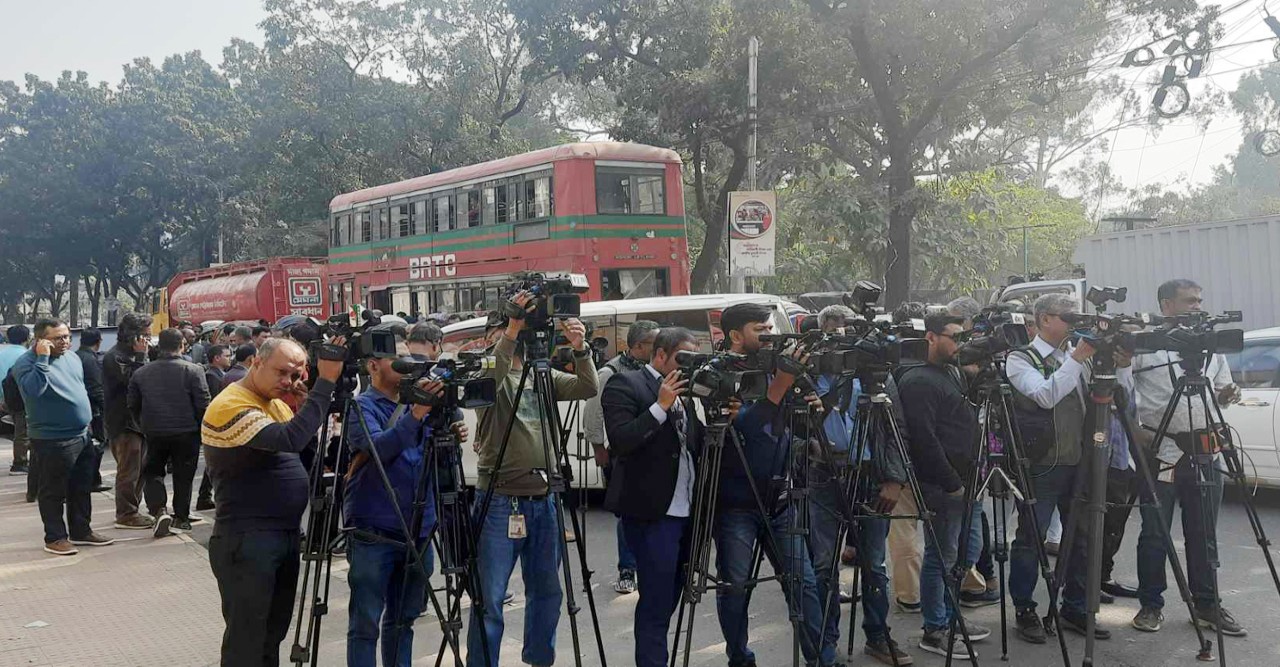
left=3, top=433, right=1280, bottom=666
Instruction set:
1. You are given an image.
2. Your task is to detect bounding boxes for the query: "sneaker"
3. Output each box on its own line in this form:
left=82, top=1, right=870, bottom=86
left=115, top=514, right=156, bottom=530
left=613, top=569, right=637, bottom=595
left=1132, top=606, right=1163, bottom=632
left=1100, top=589, right=1115, bottom=605
left=918, top=628, right=974, bottom=659
left=841, top=545, right=857, bottom=565
left=960, top=587, right=1000, bottom=608
left=1016, top=608, right=1047, bottom=644
left=171, top=518, right=193, bottom=532
left=44, top=539, right=78, bottom=556
left=195, top=497, right=216, bottom=512
left=9, top=463, right=29, bottom=475
left=91, top=483, right=112, bottom=492
left=864, top=638, right=914, bottom=665
left=895, top=597, right=921, bottom=614
left=957, top=619, right=991, bottom=641
left=1059, top=608, right=1111, bottom=639
left=69, top=532, right=115, bottom=547
left=1193, top=605, right=1246, bottom=637
left=187, top=512, right=207, bottom=524
left=839, top=590, right=854, bottom=604
left=153, top=513, right=174, bottom=538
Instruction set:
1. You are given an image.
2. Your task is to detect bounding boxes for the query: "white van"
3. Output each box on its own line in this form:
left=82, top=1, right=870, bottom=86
left=441, top=294, right=802, bottom=489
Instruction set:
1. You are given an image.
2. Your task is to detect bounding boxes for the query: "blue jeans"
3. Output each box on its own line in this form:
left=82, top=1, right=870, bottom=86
left=808, top=470, right=890, bottom=664
left=617, top=518, right=637, bottom=571
left=346, top=529, right=433, bottom=667
left=621, top=516, right=689, bottom=667
left=1137, top=455, right=1223, bottom=610
left=466, top=493, right=563, bottom=667
left=1009, top=465, right=1086, bottom=614
left=714, top=507, right=823, bottom=666
left=31, top=432, right=94, bottom=543
left=921, top=492, right=983, bottom=632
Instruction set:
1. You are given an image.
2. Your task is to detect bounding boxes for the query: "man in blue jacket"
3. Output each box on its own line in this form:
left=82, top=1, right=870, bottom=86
left=344, top=353, right=447, bottom=667
left=714, top=303, right=825, bottom=667
left=12, top=319, right=114, bottom=555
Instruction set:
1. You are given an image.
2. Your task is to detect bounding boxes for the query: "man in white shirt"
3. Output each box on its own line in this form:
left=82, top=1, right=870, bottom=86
left=1131, top=279, right=1244, bottom=637
left=1005, top=293, right=1133, bottom=643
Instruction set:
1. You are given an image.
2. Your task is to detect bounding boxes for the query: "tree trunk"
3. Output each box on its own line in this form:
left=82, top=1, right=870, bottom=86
left=70, top=274, right=80, bottom=328
left=689, top=145, right=750, bottom=293
left=86, top=273, right=101, bottom=327
left=884, top=155, right=917, bottom=306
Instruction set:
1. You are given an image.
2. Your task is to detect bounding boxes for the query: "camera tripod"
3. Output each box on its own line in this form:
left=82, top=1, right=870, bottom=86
left=1051, top=355, right=1215, bottom=667
left=960, top=372, right=1069, bottom=666
left=288, top=371, right=477, bottom=667
left=667, top=397, right=814, bottom=667
left=469, top=330, right=608, bottom=667
left=1103, top=348, right=1280, bottom=666
left=801, top=372, right=979, bottom=667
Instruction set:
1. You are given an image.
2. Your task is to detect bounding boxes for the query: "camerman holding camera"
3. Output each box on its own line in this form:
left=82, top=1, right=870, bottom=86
left=599, top=326, right=711, bottom=667
left=804, top=305, right=913, bottom=665
left=343, top=352, right=446, bottom=667
left=896, top=313, right=988, bottom=659
left=466, top=290, right=598, bottom=667
left=201, top=336, right=346, bottom=667
left=1005, top=293, right=1132, bottom=643
left=1131, top=279, right=1245, bottom=636
left=584, top=319, right=659, bottom=595
left=713, top=302, right=825, bottom=667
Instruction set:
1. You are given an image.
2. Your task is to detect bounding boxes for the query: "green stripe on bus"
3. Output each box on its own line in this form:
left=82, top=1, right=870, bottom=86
left=331, top=215, right=687, bottom=256
left=328, top=226, right=689, bottom=266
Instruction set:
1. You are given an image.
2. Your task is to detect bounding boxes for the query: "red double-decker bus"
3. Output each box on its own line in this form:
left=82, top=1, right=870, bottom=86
left=326, top=142, right=691, bottom=317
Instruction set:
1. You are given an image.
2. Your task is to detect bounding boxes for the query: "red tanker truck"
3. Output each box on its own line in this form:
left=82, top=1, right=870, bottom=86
left=167, top=258, right=329, bottom=325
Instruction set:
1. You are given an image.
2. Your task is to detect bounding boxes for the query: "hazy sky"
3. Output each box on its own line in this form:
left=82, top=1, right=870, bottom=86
left=0, top=0, right=266, bottom=85
left=1, top=0, right=1274, bottom=205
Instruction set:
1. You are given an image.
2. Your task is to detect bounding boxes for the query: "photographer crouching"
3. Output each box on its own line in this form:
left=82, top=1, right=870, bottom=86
left=343, top=351, right=448, bottom=667
left=201, top=336, right=346, bottom=667
left=466, top=290, right=598, bottom=667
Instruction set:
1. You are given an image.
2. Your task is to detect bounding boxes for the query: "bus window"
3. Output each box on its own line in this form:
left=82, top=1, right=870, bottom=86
left=395, top=204, right=411, bottom=238
left=596, top=167, right=665, bottom=215
left=466, top=190, right=482, bottom=228
left=361, top=211, right=371, bottom=242
left=495, top=182, right=511, bottom=223
left=483, top=187, right=496, bottom=225
left=413, top=200, right=427, bottom=236
left=434, top=196, right=452, bottom=233
left=601, top=269, right=669, bottom=300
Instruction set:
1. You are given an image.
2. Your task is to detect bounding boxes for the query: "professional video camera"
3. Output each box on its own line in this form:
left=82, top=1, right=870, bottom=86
left=293, top=312, right=398, bottom=361
left=499, top=271, right=589, bottom=329
left=955, top=303, right=1032, bottom=367
left=1132, top=311, right=1245, bottom=355
left=1058, top=286, right=1148, bottom=357
left=674, top=350, right=768, bottom=404
left=390, top=353, right=497, bottom=409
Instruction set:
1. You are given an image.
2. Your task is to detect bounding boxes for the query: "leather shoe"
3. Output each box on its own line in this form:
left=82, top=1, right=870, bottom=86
left=1099, top=590, right=1115, bottom=604
left=1101, top=580, right=1139, bottom=598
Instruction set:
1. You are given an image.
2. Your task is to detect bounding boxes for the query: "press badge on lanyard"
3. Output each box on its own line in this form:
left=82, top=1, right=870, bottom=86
left=508, top=497, right=527, bottom=539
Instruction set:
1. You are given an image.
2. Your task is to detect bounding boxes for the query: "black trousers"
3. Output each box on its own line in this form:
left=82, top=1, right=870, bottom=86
left=1102, top=466, right=1138, bottom=583
left=141, top=431, right=200, bottom=520
left=209, top=529, right=301, bottom=667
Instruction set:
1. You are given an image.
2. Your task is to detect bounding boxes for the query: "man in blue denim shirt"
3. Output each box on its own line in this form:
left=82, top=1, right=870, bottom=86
left=805, top=306, right=912, bottom=665
left=344, top=355, right=446, bottom=667
left=714, top=303, right=825, bottom=667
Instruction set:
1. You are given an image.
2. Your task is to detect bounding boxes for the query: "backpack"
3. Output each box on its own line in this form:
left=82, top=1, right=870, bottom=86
left=3, top=366, right=23, bottom=414
left=1008, top=346, right=1057, bottom=463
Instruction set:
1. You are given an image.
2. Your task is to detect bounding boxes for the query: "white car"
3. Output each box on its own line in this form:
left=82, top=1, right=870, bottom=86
left=1220, top=327, right=1280, bottom=488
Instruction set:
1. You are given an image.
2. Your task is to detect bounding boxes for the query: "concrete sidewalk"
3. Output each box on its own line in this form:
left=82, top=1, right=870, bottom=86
left=0, top=437, right=225, bottom=667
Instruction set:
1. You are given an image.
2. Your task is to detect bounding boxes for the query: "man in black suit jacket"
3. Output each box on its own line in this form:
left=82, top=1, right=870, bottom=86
left=602, top=327, right=719, bottom=667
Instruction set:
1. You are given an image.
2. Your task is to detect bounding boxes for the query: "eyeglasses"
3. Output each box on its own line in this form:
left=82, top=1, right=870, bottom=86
left=937, top=331, right=971, bottom=343
left=47, top=334, right=72, bottom=342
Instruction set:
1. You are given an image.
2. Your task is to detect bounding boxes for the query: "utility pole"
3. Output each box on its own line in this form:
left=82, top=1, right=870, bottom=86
left=729, top=37, right=758, bottom=294
left=1004, top=223, right=1054, bottom=278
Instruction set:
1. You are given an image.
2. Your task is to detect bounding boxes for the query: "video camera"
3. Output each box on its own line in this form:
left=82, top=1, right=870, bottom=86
left=390, top=354, right=497, bottom=410
left=674, top=350, right=768, bottom=404
left=1132, top=311, right=1245, bottom=356
left=1059, top=286, right=1147, bottom=359
left=499, top=272, right=589, bottom=329
left=955, top=303, right=1031, bottom=367
left=292, top=312, right=397, bottom=392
